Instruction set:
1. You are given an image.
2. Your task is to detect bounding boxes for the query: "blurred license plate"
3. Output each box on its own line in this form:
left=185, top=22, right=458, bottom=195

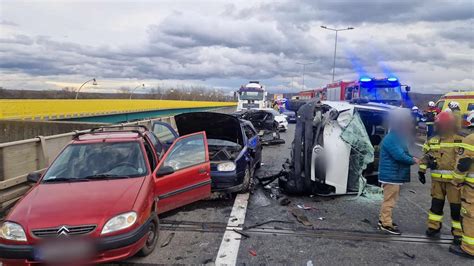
left=35, top=239, right=94, bottom=262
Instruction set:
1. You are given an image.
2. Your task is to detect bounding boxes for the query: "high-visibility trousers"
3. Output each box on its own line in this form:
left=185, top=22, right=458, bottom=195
left=461, top=182, right=474, bottom=255
left=427, top=180, right=462, bottom=237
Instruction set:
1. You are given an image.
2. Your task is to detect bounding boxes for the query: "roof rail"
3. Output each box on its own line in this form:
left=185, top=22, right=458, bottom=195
left=90, top=125, right=148, bottom=132
left=73, top=125, right=148, bottom=139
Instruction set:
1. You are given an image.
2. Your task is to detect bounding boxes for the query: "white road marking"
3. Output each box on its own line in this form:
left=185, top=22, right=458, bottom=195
left=215, top=193, right=249, bottom=265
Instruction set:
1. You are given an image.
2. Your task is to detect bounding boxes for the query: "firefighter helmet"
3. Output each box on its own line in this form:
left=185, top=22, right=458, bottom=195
left=412, top=106, right=419, bottom=111
left=428, top=101, right=436, bottom=107
left=448, top=101, right=461, bottom=111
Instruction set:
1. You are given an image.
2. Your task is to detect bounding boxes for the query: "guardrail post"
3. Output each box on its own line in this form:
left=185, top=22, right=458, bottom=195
left=37, top=136, right=49, bottom=168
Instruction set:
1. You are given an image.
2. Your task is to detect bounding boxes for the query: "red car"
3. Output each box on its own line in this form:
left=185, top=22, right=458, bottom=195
left=0, top=126, right=211, bottom=265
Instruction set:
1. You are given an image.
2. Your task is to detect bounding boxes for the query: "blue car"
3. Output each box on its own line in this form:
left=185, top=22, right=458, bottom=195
left=283, top=110, right=297, bottom=123
left=152, top=112, right=262, bottom=193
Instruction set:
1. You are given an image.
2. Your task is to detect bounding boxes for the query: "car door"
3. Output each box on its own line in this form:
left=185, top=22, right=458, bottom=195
left=153, top=131, right=211, bottom=214
left=244, top=124, right=261, bottom=166
left=152, top=121, right=179, bottom=152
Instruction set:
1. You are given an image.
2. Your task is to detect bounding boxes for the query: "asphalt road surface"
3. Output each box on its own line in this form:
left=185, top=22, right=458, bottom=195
left=121, top=124, right=472, bottom=265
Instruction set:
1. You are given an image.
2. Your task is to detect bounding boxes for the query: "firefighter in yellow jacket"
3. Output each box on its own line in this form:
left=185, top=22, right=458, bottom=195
left=418, top=111, right=464, bottom=244
left=449, top=112, right=474, bottom=258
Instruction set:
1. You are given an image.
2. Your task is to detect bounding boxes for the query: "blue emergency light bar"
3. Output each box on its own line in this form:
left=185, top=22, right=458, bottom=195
left=387, top=77, right=398, bottom=82
left=359, top=77, right=372, bottom=82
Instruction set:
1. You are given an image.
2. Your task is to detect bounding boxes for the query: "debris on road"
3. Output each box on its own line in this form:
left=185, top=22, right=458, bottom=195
left=161, top=232, right=175, bottom=248
left=361, top=218, right=372, bottom=225
left=403, top=252, right=416, bottom=259
left=279, top=197, right=291, bottom=206
left=248, top=249, right=257, bottom=256
left=409, top=190, right=417, bottom=194
left=233, top=229, right=250, bottom=239
left=291, top=208, right=312, bottom=226
left=245, top=219, right=293, bottom=230
left=252, top=188, right=271, bottom=207
left=297, top=204, right=314, bottom=210
left=316, top=217, right=325, bottom=221
left=255, top=170, right=287, bottom=187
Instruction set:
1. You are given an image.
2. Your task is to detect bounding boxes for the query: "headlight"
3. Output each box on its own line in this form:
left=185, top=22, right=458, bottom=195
left=0, top=222, right=27, bottom=242
left=217, top=162, right=236, bottom=172
left=101, top=212, right=137, bottom=235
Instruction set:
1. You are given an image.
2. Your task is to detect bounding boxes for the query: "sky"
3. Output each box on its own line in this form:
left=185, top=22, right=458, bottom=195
left=0, top=0, right=473, bottom=94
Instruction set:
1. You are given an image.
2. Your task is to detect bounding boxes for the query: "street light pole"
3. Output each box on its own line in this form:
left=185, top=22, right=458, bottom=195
left=129, top=83, right=145, bottom=100
left=296, top=62, right=314, bottom=90
left=75, top=78, right=97, bottom=99
left=321, top=25, right=354, bottom=82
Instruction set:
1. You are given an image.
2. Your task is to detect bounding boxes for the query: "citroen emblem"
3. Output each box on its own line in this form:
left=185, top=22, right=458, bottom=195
left=57, top=226, right=70, bottom=236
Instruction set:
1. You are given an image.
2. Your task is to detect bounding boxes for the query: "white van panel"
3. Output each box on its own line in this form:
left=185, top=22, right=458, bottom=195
left=322, top=119, right=351, bottom=195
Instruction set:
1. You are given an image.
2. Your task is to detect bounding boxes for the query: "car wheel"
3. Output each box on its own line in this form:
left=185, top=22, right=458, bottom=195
left=136, top=214, right=159, bottom=257
left=240, top=167, right=252, bottom=192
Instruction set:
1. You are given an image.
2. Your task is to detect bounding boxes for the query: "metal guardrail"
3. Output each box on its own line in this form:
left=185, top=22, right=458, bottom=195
left=0, top=106, right=235, bottom=212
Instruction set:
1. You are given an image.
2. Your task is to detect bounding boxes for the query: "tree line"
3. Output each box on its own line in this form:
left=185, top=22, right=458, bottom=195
left=0, top=86, right=235, bottom=102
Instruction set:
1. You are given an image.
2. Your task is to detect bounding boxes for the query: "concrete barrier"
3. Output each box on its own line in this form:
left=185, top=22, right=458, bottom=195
left=0, top=106, right=235, bottom=212
left=0, top=120, right=107, bottom=143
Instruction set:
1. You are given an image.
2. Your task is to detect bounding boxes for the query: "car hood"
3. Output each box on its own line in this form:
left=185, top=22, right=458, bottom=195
left=175, top=112, right=244, bottom=145
left=7, top=178, right=144, bottom=232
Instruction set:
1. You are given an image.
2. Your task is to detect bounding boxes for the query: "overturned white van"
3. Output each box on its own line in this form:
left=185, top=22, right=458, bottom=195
left=279, top=100, right=396, bottom=195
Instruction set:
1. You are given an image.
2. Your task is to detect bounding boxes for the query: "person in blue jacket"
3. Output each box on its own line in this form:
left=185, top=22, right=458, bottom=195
left=378, top=108, right=420, bottom=235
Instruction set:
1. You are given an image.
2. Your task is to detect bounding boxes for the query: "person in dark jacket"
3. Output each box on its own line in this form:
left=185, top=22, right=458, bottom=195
left=378, top=109, right=419, bottom=235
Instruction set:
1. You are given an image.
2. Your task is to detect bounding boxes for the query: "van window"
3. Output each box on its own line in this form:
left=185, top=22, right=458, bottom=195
left=436, top=100, right=445, bottom=110
left=468, top=103, right=474, bottom=111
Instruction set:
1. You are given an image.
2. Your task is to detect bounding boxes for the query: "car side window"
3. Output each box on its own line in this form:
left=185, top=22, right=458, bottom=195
left=143, top=140, right=157, bottom=170
left=153, top=124, right=177, bottom=144
left=163, top=134, right=206, bottom=171
left=244, top=125, right=256, bottom=139
left=146, top=133, right=162, bottom=156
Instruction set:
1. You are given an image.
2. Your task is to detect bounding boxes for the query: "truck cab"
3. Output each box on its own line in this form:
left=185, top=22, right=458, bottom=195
left=236, top=81, right=268, bottom=111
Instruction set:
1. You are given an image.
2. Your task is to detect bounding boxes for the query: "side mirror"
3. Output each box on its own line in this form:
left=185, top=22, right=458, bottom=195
left=156, top=165, right=175, bottom=177
left=27, top=172, right=41, bottom=183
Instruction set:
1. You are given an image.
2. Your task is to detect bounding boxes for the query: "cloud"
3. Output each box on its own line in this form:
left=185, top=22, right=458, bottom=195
left=0, top=19, right=18, bottom=26
left=0, top=0, right=472, bottom=93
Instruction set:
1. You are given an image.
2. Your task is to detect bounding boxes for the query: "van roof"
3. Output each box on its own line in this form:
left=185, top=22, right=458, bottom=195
left=442, top=91, right=474, bottom=99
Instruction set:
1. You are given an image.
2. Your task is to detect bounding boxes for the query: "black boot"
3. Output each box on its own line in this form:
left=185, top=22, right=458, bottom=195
left=449, top=245, right=474, bottom=259
left=453, top=236, right=462, bottom=245
left=426, top=227, right=441, bottom=238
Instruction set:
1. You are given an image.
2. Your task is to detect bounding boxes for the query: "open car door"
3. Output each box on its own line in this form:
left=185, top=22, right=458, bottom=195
left=153, top=131, right=211, bottom=214
left=152, top=121, right=179, bottom=152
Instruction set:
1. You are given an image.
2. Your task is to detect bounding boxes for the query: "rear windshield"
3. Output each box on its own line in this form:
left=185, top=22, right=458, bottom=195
left=42, top=142, right=147, bottom=182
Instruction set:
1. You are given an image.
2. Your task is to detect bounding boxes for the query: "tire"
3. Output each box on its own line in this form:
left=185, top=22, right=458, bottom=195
left=136, top=214, right=159, bottom=257
left=240, top=167, right=252, bottom=192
